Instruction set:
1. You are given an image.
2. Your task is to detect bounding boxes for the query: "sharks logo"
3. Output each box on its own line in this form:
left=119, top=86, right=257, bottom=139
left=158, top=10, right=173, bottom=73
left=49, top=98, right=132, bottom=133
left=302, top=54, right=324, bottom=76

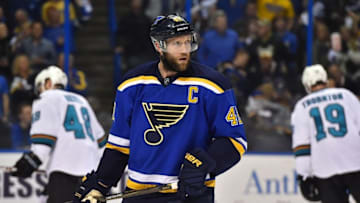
left=142, top=102, right=189, bottom=145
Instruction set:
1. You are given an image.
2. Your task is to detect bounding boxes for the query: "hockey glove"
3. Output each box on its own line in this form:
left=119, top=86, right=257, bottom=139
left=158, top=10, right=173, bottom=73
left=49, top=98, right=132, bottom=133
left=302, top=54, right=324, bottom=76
left=297, top=175, right=321, bottom=201
left=73, top=171, right=109, bottom=203
left=11, top=151, right=42, bottom=178
left=178, top=148, right=216, bottom=200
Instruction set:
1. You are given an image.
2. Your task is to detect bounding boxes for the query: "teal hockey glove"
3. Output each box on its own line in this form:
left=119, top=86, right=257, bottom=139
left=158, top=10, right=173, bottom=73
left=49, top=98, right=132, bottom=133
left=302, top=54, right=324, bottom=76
left=178, top=148, right=216, bottom=200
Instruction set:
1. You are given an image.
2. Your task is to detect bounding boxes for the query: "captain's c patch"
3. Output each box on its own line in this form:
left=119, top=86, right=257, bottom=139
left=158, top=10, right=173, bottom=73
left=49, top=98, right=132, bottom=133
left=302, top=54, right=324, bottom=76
left=225, top=106, right=242, bottom=126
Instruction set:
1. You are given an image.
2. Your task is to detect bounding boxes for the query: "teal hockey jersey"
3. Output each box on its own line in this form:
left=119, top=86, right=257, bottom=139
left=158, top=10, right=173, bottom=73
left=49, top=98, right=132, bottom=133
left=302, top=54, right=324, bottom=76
left=106, top=60, right=247, bottom=190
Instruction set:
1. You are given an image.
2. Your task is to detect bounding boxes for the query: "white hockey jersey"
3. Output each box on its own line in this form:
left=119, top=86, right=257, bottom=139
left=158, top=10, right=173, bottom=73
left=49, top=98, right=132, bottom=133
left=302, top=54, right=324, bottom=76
left=30, top=89, right=105, bottom=176
left=292, top=88, right=360, bottom=178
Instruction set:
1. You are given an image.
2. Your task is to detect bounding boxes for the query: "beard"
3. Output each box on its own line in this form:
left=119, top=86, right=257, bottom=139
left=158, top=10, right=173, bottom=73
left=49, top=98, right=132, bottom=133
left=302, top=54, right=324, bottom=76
left=160, top=52, right=190, bottom=73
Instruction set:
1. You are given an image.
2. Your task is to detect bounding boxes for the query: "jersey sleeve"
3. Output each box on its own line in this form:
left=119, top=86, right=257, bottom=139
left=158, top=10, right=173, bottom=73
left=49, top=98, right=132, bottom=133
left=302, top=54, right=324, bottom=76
left=206, top=88, right=247, bottom=158
left=30, top=144, right=52, bottom=165
left=291, top=103, right=311, bottom=153
left=291, top=102, right=312, bottom=177
left=30, top=98, right=59, bottom=148
left=97, top=83, right=135, bottom=186
left=106, top=85, right=136, bottom=155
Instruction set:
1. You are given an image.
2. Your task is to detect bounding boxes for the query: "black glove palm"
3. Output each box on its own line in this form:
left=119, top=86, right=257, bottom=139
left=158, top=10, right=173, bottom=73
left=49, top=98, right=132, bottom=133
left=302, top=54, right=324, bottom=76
left=298, top=175, right=321, bottom=201
left=11, top=152, right=42, bottom=178
left=178, top=148, right=216, bottom=200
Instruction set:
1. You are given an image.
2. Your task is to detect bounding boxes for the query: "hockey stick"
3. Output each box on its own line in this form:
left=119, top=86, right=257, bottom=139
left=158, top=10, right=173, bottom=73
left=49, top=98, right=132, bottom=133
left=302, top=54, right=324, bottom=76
left=0, top=166, right=46, bottom=174
left=64, top=182, right=178, bottom=203
left=106, top=182, right=177, bottom=200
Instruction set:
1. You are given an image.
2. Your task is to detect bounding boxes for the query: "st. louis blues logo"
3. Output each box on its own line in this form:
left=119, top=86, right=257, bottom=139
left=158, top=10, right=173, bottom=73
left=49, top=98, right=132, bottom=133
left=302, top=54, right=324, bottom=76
left=142, top=102, right=189, bottom=145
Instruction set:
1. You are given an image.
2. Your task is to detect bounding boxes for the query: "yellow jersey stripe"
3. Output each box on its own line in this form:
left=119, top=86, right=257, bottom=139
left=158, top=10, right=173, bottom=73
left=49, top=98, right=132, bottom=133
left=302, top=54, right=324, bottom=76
left=117, top=76, right=159, bottom=91
left=117, top=76, right=225, bottom=94
left=105, top=143, right=130, bottom=155
left=205, top=179, right=215, bottom=187
left=175, top=77, right=224, bottom=94
left=229, top=138, right=246, bottom=157
left=126, top=179, right=215, bottom=193
left=126, top=179, right=177, bottom=193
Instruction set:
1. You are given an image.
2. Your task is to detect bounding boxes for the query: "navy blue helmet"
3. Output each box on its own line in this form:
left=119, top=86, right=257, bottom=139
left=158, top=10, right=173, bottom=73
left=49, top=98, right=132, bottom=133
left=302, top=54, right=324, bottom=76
left=150, top=14, right=198, bottom=52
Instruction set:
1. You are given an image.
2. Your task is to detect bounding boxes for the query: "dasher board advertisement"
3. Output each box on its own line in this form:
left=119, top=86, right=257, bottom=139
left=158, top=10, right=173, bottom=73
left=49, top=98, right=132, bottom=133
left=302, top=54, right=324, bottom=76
left=0, top=152, right=355, bottom=203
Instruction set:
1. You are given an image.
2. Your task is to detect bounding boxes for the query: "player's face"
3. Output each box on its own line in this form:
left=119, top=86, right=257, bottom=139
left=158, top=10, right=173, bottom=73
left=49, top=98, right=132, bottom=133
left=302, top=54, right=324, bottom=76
left=161, top=35, right=191, bottom=72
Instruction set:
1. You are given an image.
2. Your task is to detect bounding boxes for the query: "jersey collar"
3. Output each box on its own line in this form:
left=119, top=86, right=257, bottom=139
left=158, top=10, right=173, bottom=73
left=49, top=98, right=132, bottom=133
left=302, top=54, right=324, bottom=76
left=155, top=61, right=194, bottom=87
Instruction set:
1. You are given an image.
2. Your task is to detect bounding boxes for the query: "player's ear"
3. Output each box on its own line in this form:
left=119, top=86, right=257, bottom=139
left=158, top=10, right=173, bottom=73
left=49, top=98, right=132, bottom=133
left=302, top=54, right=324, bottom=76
left=154, top=41, right=163, bottom=54
left=44, top=78, right=52, bottom=90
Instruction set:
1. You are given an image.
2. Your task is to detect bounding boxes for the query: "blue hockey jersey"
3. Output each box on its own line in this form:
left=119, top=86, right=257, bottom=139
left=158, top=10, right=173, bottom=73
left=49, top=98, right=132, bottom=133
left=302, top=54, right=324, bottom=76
left=106, top=60, right=247, bottom=190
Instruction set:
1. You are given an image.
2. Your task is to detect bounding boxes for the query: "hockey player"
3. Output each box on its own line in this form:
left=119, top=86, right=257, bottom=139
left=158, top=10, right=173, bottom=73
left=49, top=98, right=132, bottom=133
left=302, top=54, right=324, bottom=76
left=11, top=66, right=106, bottom=203
left=73, top=14, right=247, bottom=203
left=292, top=64, right=360, bottom=203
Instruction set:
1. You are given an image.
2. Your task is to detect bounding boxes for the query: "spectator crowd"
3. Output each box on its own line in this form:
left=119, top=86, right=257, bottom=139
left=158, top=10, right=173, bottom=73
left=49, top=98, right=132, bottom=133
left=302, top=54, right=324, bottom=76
left=1, top=0, right=360, bottom=153
left=0, top=0, right=92, bottom=150
left=115, top=0, right=360, bottom=152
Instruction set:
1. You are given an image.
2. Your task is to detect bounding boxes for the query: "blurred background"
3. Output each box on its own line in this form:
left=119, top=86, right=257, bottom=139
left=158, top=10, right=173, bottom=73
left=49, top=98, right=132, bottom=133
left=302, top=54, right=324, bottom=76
left=0, top=0, right=359, bottom=153
left=0, top=0, right=359, bottom=202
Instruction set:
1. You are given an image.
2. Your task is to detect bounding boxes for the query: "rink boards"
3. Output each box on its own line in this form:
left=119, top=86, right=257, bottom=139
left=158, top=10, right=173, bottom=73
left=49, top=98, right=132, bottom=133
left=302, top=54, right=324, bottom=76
left=0, top=152, right=321, bottom=203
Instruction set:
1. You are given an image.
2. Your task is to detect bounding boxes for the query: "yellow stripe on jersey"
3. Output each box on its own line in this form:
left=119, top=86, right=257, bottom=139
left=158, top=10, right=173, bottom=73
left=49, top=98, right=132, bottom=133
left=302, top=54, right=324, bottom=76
left=229, top=138, right=246, bottom=157
left=105, top=143, right=130, bottom=155
left=117, top=76, right=159, bottom=91
left=126, top=179, right=177, bottom=193
left=126, top=178, right=215, bottom=193
left=205, top=179, right=215, bottom=187
left=176, top=77, right=224, bottom=94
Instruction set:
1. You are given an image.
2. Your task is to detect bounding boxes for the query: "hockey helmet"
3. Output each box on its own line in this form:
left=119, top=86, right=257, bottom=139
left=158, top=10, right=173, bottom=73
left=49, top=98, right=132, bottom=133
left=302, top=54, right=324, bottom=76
left=150, top=14, right=198, bottom=52
left=302, top=64, right=328, bottom=93
left=35, top=65, right=68, bottom=94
